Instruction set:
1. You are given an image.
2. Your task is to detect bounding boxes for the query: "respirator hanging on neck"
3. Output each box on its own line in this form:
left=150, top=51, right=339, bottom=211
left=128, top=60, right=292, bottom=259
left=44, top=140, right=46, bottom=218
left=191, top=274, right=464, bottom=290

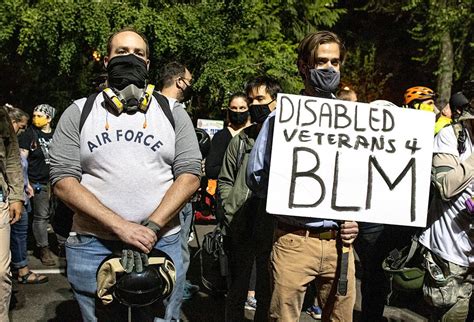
left=102, top=84, right=155, bottom=114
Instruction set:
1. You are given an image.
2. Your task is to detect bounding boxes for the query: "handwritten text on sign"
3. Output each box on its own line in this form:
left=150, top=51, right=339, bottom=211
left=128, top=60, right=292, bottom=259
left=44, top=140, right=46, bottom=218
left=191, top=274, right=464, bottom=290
left=266, top=94, right=435, bottom=227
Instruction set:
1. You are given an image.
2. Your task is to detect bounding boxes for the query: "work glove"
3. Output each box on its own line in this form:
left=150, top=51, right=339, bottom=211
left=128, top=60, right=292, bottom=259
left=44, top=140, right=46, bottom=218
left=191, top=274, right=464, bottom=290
left=120, top=220, right=161, bottom=273
left=120, top=247, right=148, bottom=274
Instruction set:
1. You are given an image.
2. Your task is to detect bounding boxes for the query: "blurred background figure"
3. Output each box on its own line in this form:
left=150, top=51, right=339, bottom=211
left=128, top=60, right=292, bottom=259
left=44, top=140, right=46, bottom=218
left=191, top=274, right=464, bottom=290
left=5, top=104, right=48, bottom=285
left=337, top=86, right=358, bottom=102
left=0, top=104, right=24, bottom=321
left=205, top=92, right=251, bottom=181
left=403, top=86, right=437, bottom=112
left=18, top=104, right=56, bottom=267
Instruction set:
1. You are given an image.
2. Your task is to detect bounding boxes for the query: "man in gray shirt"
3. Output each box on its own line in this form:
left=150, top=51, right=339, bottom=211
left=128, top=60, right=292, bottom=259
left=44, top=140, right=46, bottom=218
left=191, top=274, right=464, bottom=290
left=49, top=27, right=201, bottom=321
left=158, top=61, right=200, bottom=301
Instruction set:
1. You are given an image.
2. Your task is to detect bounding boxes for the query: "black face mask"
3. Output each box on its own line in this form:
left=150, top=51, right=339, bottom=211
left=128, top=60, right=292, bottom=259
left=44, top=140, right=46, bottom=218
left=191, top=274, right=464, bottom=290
left=177, top=79, right=194, bottom=103
left=309, top=68, right=340, bottom=95
left=249, top=100, right=274, bottom=124
left=107, top=54, right=148, bottom=90
left=228, top=110, right=249, bottom=126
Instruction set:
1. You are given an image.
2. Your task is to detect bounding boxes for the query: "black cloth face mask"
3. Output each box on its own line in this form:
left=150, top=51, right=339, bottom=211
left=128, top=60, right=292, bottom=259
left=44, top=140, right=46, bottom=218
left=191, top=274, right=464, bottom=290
left=249, top=100, right=274, bottom=124
left=107, top=54, right=148, bottom=90
left=228, top=110, right=249, bottom=126
left=309, top=68, right=340, bottom=95
left=177, top=78, right=194, bottom=103
left=180, top=86, right=194, bottom=103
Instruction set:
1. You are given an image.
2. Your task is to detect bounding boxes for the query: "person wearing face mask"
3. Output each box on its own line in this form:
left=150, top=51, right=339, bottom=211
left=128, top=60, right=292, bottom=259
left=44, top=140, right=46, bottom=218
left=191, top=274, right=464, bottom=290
left=218, top=76, right=281, bottom=321
left=402, top=86, right=453, bottom=135
left=157, top=61, right=194, bottom=106
left=49, top=28, right=201, bottom=321
left=157, top=61, right=201, bottom=301
left=6, top=105, right=49, bottom=286
left=18, top=103, right=57, bottom=267
left=205, top=93, right=251, bottom=180
left=247, top=31, right=359, bottom=321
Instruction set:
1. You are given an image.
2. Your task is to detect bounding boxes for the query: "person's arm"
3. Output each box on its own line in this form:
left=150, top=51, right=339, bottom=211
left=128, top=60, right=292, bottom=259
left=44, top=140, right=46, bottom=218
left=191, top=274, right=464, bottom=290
left=217, top=135, right=239, bottom=209
left=147, top=105, right=201, bottom=227
left=246, top=114, right=274, bottom=197
left=50, top=103, right=157, bottom=253
left=432, top=152, right=474, bottom=200
left=430, top=126, right=474, bottom=201
left=3, top=111, right=24, bottom=223
left=19, top=149, right=33, bottom=196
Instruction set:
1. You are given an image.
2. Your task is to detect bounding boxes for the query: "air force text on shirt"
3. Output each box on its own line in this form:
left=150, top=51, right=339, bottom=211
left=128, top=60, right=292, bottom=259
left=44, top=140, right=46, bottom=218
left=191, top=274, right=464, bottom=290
left=87, top=129, right=164, bottom=153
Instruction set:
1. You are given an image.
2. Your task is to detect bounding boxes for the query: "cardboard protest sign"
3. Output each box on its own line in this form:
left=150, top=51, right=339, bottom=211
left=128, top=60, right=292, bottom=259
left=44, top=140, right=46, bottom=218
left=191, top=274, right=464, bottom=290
left=197, top=119, right=224, bottom=139
left=266, top=93, right=435, bottom=227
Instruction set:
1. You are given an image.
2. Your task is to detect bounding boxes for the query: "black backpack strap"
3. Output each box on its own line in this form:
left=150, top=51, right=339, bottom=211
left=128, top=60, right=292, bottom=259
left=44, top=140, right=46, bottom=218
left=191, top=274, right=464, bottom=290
left=152, top=92, right=175, bottom=130
left=79, top=92, right=99, bottom=133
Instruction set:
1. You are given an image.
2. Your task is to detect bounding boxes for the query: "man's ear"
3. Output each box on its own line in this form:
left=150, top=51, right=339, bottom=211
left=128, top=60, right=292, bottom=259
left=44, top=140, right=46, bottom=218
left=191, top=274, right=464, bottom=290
left=297, top=59, right=307, bottom=80
left=146, top=59, right=150, bottom=71
left=269, top=99, right=278, bottom=112
left=175, top=77, right=184, bottom=90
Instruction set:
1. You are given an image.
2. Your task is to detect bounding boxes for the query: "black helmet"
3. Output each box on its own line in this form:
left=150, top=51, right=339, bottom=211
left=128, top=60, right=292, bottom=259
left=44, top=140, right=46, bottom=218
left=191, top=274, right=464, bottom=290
left=97, top=249, right=176, bottom=307
left=450, top=92, right=471, bottom=121
left=195, top=128, right=211, bottom=159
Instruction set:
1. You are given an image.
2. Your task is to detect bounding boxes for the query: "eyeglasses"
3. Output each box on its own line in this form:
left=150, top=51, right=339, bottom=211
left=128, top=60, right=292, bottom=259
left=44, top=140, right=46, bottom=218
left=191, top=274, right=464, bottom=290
left=179, top=77, right=192, bottom=87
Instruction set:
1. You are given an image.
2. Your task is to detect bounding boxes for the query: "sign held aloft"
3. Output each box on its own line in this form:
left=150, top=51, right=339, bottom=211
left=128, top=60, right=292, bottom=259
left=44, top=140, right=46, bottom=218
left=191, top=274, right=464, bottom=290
left=266, top=93, right=435, bottom=227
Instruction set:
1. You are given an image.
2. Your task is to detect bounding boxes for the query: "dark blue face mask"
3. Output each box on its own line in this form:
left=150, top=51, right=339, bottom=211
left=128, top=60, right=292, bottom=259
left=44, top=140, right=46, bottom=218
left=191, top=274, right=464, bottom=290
left=249, top=100, right=274, bottom=124
left=309, top=68, right=340, bottom=95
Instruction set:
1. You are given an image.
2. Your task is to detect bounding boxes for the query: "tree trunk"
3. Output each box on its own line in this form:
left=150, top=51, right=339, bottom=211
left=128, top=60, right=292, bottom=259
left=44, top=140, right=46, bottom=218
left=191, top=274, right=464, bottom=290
left=436, top=30, right=454, bottom=109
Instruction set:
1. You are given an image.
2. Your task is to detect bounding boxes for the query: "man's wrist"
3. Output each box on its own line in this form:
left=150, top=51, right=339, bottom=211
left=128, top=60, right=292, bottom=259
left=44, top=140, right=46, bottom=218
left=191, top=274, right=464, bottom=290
left=143, top=219, right=161, bottom=235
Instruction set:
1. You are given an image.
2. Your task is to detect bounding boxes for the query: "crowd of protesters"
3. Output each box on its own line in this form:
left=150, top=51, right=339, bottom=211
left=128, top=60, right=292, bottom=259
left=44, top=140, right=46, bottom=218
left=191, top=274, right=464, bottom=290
left=0, top=26, right=473, bottom=322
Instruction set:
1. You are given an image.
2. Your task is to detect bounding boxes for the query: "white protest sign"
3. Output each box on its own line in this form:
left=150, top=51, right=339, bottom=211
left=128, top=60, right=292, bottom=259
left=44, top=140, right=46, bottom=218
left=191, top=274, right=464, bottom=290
left=197, top=119, right=224, bottom=139
left=266, top=93, right=435, bottom=227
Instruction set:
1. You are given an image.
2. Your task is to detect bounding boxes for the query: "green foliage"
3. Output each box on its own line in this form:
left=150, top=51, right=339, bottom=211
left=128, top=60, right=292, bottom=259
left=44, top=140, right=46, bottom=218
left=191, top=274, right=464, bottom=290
left=363, top=0, right=473, bottom=102
left=401, top=0, right=473, bottom=80
left=0, top=0, right=344, bottom=118
left=342, top=45, right=393, bottom=103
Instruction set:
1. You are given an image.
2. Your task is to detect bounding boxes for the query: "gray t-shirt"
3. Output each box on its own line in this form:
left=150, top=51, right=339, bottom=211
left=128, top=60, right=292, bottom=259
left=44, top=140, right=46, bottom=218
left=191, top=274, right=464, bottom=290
left=49, top=94, right=201, bottom=239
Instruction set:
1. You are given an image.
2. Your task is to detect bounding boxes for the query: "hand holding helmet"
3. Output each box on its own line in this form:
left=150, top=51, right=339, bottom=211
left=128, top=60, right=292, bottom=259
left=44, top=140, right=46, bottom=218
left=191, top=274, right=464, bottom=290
left=97, top=249, right=176, bottom=307
left=120, top=220, right=161, bottom=273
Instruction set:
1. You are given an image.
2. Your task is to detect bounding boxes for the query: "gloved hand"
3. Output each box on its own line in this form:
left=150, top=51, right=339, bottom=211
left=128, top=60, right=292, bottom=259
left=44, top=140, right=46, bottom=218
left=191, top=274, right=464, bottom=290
left=120, top=247, right=148, bottom=273
left=142, top=219, right=161, bottom=237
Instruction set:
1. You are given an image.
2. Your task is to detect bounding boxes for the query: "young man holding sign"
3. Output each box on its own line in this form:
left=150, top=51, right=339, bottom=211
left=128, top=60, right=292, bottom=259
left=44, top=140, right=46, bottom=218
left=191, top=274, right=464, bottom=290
left=247, top=31, right=358, bottom=321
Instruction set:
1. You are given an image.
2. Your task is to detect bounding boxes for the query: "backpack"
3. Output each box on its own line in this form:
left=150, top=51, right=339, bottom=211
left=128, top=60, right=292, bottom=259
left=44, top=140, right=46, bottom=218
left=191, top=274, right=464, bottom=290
left=382, top=234, right=425, bottom=292
left=199, top=225, right=229, bottom=296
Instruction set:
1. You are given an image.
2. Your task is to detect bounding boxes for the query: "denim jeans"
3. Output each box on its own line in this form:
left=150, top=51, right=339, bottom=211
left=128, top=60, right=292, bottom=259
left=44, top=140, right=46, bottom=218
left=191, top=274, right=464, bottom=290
left=31, top=183, right=51, bottom=248
left=66, top=232, right=184, bottom=322
left=179, top=203, right=193, bottom=276
left=10, top=208, right=28, bottom=269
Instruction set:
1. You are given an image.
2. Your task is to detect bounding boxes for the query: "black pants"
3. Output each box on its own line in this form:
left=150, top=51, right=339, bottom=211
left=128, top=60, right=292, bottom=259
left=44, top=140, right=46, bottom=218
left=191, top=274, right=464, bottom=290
left=224, top=198, right=274, bottom=322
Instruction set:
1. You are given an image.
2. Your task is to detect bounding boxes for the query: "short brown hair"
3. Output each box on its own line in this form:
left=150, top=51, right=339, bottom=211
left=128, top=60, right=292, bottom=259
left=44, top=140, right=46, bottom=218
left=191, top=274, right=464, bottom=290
left=297, top=31, right=345, bottom=78
left=106, top=27, right=150, bottom=58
